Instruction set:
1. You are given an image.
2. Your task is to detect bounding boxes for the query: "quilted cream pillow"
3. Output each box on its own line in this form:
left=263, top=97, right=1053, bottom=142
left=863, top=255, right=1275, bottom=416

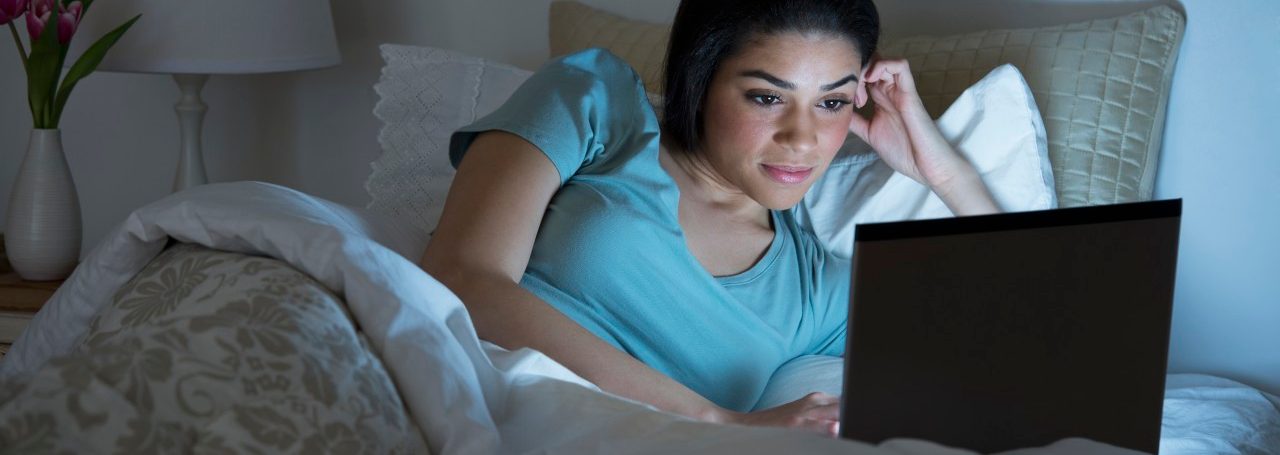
left=878, top=6, right=1185, bottom=206
left=549, top=1, right=669, bottom=94
left=547, top=3, right=1186, bottom=207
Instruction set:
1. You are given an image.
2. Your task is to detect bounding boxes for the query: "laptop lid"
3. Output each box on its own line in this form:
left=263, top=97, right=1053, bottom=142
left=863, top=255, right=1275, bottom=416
left=839, top=200, right=1181, bottom=453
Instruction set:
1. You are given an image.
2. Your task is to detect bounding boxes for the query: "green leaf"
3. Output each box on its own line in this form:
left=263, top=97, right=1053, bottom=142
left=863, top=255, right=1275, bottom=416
left=26, top=11, right=63, bottom=129
left=52, top=14, right=140, bottom=128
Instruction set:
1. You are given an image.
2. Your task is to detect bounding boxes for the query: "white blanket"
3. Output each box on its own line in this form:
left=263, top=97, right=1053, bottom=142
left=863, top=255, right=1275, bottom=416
left=0, top=182, right=1152, bottom=454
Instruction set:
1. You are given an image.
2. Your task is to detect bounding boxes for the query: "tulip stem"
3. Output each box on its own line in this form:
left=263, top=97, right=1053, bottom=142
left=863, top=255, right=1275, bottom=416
left=7, top=22, right=26, bottom=72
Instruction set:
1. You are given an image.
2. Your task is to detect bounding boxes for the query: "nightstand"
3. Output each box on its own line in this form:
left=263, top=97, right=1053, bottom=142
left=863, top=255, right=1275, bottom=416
left=0, top=234, right=64, bottom=358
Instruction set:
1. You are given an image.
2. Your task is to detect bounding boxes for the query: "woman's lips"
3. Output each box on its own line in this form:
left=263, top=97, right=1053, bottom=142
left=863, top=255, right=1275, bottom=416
left=761, top=164, right=814, bottom=184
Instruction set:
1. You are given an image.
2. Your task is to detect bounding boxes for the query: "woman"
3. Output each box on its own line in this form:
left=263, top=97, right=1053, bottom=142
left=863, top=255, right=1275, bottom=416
left=421, top=0, right=999, bottom=436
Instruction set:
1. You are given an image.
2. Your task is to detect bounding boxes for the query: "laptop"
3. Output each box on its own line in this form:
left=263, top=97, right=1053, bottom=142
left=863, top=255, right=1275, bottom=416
left=838, top=199, right=1181, bottom=454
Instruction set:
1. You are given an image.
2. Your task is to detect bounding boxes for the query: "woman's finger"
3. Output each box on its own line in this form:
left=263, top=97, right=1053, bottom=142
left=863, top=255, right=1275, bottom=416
left=866, top=58, right=917, bottom=94
left=803, top=402, right=842, bottom=421
left=867, top=82, right=899, bottom=115
left=848, top=109, right=872, bottom=141
left=855, top=78, right=869, bottom=108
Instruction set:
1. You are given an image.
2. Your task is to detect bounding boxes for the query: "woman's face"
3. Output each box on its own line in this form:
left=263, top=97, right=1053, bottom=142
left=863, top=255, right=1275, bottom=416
left=699, top=32, right=863, bottom=210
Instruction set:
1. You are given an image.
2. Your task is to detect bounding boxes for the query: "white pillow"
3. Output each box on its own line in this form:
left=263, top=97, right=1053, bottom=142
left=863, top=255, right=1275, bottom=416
left=368, top=44, right=666, bottom=235
left=368, top=44, right=534, bottom=234
left=797, top=64, right=1057, bottom=259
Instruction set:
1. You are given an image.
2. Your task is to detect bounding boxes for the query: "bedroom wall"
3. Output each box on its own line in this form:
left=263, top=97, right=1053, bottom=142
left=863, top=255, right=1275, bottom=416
left=0, top=0, right=1277, bottom=395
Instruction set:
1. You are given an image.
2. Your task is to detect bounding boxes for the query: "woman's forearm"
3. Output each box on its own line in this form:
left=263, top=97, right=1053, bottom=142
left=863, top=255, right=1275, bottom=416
left=437, top=269, right=728, bottom=422
left=929, top=163, right=1001, bottom=216
left=900, top=105, right=1001, bottom=217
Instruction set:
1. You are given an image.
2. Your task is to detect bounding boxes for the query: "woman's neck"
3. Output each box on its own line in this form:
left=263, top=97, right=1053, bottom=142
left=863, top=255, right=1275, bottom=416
left=660, top=142, right=771, bottom=229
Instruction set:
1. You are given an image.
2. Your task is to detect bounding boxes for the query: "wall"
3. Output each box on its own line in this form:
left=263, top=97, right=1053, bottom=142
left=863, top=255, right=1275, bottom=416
left=1152, top=1, right=1280, bottom=396
left=1, top=0, right=1277, bottom=395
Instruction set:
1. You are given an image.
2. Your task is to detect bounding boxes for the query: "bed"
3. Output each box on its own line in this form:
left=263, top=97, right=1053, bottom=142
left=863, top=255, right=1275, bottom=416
left=3, top=2, right=1279, bottom=454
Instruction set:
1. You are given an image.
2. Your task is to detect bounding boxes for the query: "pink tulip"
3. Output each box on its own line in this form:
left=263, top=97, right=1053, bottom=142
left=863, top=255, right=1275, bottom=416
left=24, top=0, right=79, bottom=44
left=25, top=0, right=52, bottom=41
left=56, top=0, right=80, bottom=43
left=0, top=0, right=27, bottom=26
left=25, top=0, right=75, bottom=44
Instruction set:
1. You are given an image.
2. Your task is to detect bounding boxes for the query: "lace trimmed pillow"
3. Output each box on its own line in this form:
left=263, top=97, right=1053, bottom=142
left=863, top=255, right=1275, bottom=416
left=368, top=44, right=664, bottom=235
left=368, top=44, right=534, bottom=234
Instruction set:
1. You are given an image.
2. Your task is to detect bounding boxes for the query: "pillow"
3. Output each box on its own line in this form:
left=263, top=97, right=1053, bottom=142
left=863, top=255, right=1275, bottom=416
left=549, top=1, right=670, bottom=94
left=878, top=6, right=1185, bottom=207
left=547, top=2, right=1186, bottom=207
left=798, top=64, right=1056, bottom=258
left=367, top=44, right=534, bottom=234
left=368, top=44, right=666, bottom=234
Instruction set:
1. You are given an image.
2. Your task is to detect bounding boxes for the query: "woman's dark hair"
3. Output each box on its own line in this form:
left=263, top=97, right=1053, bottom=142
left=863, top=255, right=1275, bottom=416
left=662, top=0, right=879, bottom=154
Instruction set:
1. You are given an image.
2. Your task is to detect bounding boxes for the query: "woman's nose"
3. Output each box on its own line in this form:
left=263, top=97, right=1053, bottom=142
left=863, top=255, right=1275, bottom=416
left=775, top=110, right=819, bottom=155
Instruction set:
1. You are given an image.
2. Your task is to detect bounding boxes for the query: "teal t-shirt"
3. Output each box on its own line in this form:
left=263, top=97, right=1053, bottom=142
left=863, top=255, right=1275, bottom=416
left=449, top=48, right=850, bottom=412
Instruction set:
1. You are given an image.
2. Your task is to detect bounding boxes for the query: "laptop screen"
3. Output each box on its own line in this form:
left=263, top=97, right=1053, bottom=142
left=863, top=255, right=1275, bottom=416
left=839, top=200, right=1181, bottom=453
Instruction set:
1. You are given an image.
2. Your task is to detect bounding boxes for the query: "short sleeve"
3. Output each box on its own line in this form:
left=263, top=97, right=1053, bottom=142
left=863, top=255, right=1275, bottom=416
left=448, top=48, right=656, bottom=185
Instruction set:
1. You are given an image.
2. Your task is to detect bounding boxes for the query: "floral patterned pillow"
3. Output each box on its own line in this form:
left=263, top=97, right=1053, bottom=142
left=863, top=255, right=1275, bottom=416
left=0, top=243, right=427, bottom=453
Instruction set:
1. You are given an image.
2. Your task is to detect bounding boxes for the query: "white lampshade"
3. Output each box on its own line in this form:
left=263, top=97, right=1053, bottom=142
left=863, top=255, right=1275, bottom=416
left=68, top=0, right=341, bottom=74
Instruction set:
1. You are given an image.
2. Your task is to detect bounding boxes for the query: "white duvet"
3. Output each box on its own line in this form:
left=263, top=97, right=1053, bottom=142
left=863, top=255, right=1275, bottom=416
left=3, top=182, right=1274, bottom=454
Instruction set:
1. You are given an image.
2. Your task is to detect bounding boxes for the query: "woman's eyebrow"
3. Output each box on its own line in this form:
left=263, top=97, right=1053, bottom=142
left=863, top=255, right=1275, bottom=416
left=739, top=70, right=859, bottom=91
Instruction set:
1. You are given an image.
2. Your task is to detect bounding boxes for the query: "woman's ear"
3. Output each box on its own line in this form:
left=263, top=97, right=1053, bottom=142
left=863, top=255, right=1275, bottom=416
left=855, top=76, right=869, bottom=108
left=856, top=53, right=879, bottom=108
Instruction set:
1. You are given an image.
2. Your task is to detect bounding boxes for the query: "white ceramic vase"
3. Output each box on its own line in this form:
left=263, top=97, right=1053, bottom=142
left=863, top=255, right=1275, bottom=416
left=4, top=129, right=82, bottom=281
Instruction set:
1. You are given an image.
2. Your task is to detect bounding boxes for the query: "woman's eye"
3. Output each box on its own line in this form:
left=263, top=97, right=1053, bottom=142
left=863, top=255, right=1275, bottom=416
left=750, top=94, right=781, bottom=105
left=821, top=99, right=851, bottom=111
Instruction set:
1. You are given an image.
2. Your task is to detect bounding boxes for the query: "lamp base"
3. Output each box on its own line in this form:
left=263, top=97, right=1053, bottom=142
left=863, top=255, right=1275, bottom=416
left=173, top=73, right=209, bottom=192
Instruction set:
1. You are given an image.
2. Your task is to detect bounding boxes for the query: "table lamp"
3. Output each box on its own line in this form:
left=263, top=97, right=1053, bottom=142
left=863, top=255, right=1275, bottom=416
left=68, top=0, right=341, bottom=192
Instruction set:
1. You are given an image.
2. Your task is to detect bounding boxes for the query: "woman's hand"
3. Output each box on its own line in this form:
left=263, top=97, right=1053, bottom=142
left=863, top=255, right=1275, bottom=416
left=848, top=56, right=1001, bottom=216
left=712, top=392, right=841, bottom=437
left=848, top=56, right=961, bottom=188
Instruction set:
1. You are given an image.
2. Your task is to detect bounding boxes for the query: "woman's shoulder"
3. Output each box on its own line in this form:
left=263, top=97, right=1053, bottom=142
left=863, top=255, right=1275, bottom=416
left=539, top=48, right=647, bottom=92
left=549, top=48, right=638, bottom=76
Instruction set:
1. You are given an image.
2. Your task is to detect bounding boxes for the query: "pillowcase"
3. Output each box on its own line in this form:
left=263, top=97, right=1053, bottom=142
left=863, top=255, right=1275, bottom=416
left=367, top=44, right=534, bottom=234
left=798, top=64, right=1056, bottom=259
left=549, top=1, right=670, bottom=94
left=877, top=6, right=1185, bottom=207
left=367, top=44, right=667, bottom=235
left=546, top=2, right=1186, bottom=207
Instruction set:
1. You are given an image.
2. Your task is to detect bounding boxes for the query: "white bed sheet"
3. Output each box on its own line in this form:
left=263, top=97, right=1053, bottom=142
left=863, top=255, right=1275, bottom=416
left=0, top=182, right=1231, bottom=454
left=760, top=357, right=1280, bottom=454
left=1162, top=374, right=1280, bottom=454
